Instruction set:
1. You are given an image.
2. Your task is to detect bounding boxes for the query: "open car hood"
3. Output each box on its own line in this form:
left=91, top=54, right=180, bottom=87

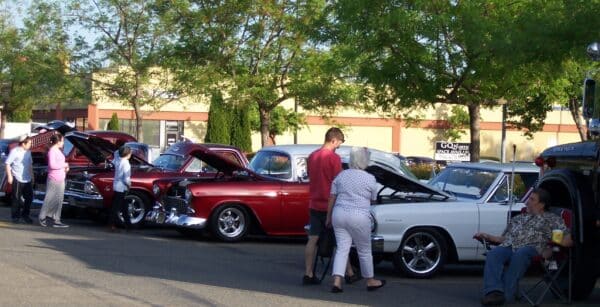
left=193, top=148, right=252, bottom=175
left=365, top=164, right=451, bottom=199
left=34, top=120, right=76, bottom=134
left=65, top=132, right=149, bottom=166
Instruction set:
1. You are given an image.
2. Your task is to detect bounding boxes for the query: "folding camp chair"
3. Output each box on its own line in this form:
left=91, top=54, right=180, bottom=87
left=304, top=224, right=335, bottom=283
left=520, top=208, right=572, bottom=306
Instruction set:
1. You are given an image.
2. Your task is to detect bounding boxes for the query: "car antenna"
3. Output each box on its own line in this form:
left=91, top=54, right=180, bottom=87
left=507, top=144, right=517, bottom=225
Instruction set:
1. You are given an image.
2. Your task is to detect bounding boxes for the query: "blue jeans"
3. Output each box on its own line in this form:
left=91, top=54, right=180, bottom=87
left=483, top=246, right=538, bottom=302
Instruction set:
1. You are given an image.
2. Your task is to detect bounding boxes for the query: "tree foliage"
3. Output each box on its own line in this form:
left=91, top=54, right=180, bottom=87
left=158, top=0, right=361, bottom=147
left=204, top=91, right=231, bottom=144
left=230, top=104, right=252, bottom=152
left=107, top=112, right=119, bottom=130
left=330, top=0, right=599, bottom=161
left=66, top=0, right=183, bottom=142
left=0, top=0, right=80, bottom=135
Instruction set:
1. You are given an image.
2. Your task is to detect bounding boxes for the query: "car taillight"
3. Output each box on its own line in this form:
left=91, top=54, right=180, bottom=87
left=534, top=156, right=545, bottom=167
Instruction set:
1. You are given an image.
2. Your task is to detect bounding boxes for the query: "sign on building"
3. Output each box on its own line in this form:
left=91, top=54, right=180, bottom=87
left=434, top=141, right=471, bottom=162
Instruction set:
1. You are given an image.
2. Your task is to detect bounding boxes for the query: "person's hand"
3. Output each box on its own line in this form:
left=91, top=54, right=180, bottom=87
left=7, top=176, right=12, bottom=185
left=541, top=248, right=553, bottom=259
left=326, top=216, right=332, bottom=228
left=473, top=232, right=487, bottom=241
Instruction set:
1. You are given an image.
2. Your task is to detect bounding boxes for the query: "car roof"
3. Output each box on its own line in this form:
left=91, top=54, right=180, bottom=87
left=446, top=161, right=539, bottom=173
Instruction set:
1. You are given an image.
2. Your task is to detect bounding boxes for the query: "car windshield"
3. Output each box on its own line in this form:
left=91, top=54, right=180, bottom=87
left=152, top=154, right=186, bottom=171
left=429, top=167, right=500, bottom=200
left=63, top=139, right=74, bottom=156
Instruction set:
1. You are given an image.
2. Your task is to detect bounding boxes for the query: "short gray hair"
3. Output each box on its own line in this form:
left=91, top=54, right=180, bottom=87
left=349, top=147, right=370, bottom=170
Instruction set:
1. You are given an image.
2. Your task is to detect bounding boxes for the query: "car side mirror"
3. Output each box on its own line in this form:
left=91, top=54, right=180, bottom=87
left=583, top=78, right=596, bottom=120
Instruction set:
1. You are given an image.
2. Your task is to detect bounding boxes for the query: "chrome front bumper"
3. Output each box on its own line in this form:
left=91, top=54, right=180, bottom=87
left=371, top=235, right=384, bottom=253
left=63, top=190, right=104, bottom=209
left=145, top=202, right=207, bottom=229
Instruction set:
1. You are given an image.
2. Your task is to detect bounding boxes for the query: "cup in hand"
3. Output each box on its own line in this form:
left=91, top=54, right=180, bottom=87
left=552, top=229, right=564, bottom=244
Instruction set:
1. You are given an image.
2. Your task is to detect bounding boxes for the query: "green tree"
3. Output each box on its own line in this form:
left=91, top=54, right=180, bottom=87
left=249, top=104, right=305, bottom=145
left=0, top=0, right=79, bottom=136
left=107, top=112, right=119, bottom=130
left=331, top=0, right=597, bottom=161
left=159, top=0, right=360, bottom=147
left=230, top=104, right=252, bottom=152
left=66, top=0, right=183, bottom=142
left=204, top=92, right=231, bottom=144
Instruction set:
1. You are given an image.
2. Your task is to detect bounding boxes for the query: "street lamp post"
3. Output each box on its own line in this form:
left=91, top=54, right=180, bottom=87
left=498, top=98, right=508, bottom=163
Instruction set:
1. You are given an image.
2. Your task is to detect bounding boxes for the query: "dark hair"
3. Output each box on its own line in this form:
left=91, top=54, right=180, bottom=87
left=19, top=136, right=31, bottom=145
left=324, top=127, right=344, bottom=143
left=118, top=145, right=131, bottom=158
left=49, top=134, right=64, bottom=145
left=533, top=188, right=551, bottom=209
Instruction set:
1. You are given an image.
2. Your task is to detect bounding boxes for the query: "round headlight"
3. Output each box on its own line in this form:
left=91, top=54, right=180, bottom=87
left=184, top=188, right=192, bottom=201
left=84, top=181, right=99, bottom=194
left=152, top=184, right=160, bottom=196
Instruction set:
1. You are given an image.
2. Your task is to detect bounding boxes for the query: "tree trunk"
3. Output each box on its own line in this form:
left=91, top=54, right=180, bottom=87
left=133, top=75, right=143, bottom=142
left=468, top=104, right=481, bottom=162
left=568, top=96, right=588, bottom=141
left=0, top=101, right=7, bottom=139
left=259, top=106, right=271, bottom=147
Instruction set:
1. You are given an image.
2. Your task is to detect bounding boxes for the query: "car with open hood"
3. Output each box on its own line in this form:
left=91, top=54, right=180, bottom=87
left=368, top=162, right=539, bottom=278
left=0, top=121, right=137, bottom=203
left=147, top=144, right=417, bottom=242
left=63, top=137, right=248, bottom=227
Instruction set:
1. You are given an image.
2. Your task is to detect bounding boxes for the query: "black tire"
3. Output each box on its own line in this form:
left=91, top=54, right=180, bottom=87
left=210, top=204, right=250, bottom=242
left=392, top=228, right=447, bottom=278
left=115, top=191, right=150, bottom=228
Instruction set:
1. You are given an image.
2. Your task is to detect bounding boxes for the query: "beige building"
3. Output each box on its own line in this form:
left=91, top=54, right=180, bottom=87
left=32, top=69, right=583, bottom=160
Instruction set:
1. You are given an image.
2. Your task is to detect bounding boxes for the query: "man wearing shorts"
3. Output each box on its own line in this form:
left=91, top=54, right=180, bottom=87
left=303, top=127, right=358, bottom=285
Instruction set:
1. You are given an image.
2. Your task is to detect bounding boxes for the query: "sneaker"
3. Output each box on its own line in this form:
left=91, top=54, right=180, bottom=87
left=302, top=275, right=321, bottom=285
left=481, top=291, right=505, bottom=306
left=52, top=222, right=69, bottom=228
left=22, top=216, right=33, bottom=224
left=39, top=218, right=47, bottom=227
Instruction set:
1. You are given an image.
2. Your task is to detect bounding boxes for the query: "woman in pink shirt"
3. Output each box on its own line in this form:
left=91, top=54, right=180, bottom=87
left=39, top=134, right=69, bottom=228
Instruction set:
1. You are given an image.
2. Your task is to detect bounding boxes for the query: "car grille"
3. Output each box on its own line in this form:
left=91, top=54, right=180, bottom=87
left=66, top=180, right=86, bottom=193
left=163, top=196, right=189, bottom=214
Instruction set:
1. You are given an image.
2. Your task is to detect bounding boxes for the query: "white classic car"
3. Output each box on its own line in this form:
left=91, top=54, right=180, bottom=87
left=368, top=162, right=539, bottom=278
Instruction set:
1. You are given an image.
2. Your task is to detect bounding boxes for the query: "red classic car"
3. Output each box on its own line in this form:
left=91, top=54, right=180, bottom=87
left=147, top=144, right=413, bottom=242
left=63, top=136, right=249, bottom=227
left=0, top=121, right=137, bottom=203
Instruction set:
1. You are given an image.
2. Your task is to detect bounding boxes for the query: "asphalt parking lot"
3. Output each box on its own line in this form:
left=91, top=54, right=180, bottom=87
left=1, top=205, right=599, bottom=307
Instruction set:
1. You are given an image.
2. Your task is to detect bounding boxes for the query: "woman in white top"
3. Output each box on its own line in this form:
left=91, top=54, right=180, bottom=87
left=326, top=147, right=386, bottom=293
left=110, top=145, right=132, bottom=231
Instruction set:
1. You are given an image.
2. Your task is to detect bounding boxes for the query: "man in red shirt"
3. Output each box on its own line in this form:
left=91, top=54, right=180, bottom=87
left=303, top=127, right=358, bottom=285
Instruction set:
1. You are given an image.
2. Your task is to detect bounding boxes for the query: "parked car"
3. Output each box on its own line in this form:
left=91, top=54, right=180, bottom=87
left=368, top=162, right=539, bottom=278
left=63, top=136, right=249, bottom=227
left=147, top=144, right=416, bottom=242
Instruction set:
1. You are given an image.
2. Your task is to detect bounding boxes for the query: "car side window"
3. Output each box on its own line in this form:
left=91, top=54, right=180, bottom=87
left=489, top=173, right=532, bottom=203
left=491, top=177, right=510, bottom=202
left=185, top=157, right=216, bottom=173
left=296, top=157, right=308, bottom=181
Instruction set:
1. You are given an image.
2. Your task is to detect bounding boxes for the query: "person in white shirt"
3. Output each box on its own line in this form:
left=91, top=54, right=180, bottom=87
left=110, top=146, right=132, bottom=231
left=5, top=135, right=34, bottom=224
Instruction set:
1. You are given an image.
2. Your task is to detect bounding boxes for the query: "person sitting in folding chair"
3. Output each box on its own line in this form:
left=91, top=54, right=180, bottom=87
left=474, top=188, right=573, bottom=306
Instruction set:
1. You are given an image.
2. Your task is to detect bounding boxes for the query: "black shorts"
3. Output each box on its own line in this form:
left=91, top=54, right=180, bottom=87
left=309, top=209, right=327, bottom=236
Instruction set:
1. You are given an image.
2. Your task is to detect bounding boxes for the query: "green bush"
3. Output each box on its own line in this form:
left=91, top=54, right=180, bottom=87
left=409, top=164, right=441, bottom=180
left=107, top=113, right=119, bottom=130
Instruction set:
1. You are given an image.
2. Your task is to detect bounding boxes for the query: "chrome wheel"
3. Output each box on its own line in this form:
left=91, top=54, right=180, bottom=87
left=119, top=193, right=147, bottom=226
left=212, top=205, right=249, bottom=242
left=393, top=229, right=447, bottom=278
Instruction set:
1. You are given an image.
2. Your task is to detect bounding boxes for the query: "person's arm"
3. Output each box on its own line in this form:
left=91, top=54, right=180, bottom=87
left=124, top=161, right=131, bottom=189
left=5, top=151, right=14, bottom=184
left=474, top=232, right=505, bottom=244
